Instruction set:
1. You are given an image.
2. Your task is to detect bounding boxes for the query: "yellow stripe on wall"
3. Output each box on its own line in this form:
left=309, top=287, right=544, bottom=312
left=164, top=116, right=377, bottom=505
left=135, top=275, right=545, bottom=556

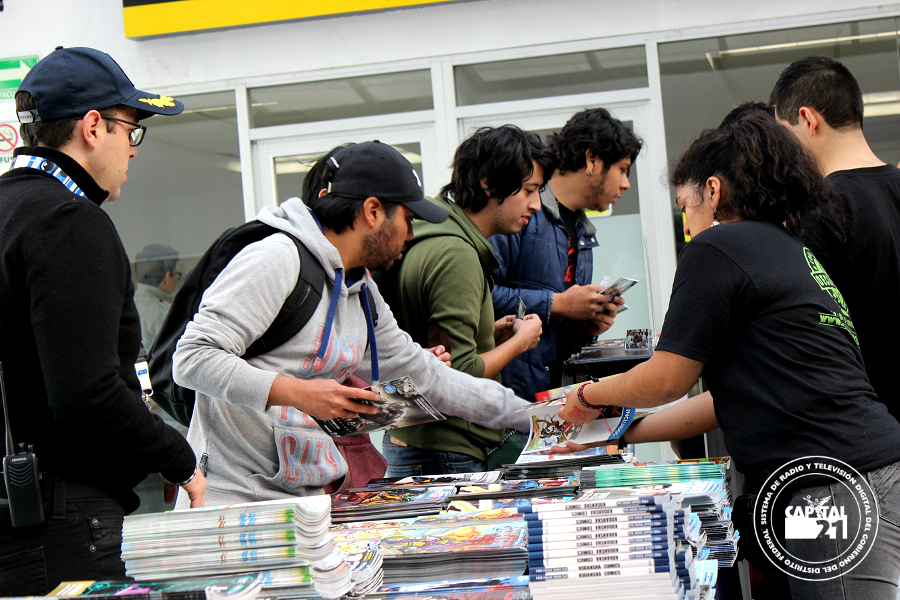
left=124, top=0, right=457, bottom=38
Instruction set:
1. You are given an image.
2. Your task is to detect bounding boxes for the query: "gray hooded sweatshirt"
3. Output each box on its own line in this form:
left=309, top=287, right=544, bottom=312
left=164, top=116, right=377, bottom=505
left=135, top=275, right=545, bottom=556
left=173, top=198, right=531, bottom=507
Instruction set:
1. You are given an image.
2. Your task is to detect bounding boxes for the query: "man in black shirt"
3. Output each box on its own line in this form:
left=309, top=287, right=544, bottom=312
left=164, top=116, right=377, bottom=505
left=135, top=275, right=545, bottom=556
left=0, top=47, right=205, bottom=595
left=771, top=56, right=900, bottom=419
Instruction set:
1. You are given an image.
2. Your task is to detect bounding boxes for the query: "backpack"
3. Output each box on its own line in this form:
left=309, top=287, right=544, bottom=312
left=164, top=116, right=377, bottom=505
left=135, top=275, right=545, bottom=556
left=148, top=221, right=376, bottom=426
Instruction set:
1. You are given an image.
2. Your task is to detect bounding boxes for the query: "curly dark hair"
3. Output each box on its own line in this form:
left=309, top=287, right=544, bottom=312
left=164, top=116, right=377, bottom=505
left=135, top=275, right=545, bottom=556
left=670, top=112, right=827, bottom=237
left=549, top=108, right=643, bottom=175
left=441, top=125, right=556, bottom=213
left=769, top=56, right=864, bottom=130
left=718, top=101, right=773, bottom=129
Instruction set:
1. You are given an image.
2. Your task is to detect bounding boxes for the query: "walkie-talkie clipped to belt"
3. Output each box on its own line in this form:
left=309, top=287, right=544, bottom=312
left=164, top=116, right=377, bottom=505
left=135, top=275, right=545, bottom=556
left=1, top=362, right=44, bottom=527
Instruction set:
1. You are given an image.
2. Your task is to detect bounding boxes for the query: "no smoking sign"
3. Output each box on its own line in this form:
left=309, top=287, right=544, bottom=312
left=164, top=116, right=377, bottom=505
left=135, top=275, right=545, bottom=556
left=0, top=123, right=18, bottom=153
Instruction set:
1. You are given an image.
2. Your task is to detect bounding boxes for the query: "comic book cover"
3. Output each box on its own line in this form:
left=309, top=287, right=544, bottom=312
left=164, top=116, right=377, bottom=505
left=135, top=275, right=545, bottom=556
left=376, top=576, right=531, bottom=599
left=412, top=508, right=522, bottom=526
left=331, top=486, right=455, bottom=511
left=49, top=575, right=263, bottom=597
left=332, top=525, right=411, bottom=556
left=314, top=376, right=445, bottom=438
left=451, top=478, right=578, bottom=500
left=447, top=497, right=572, bottom=513
left=520, top=400, right=635, bottom=454
left=354, top=471, right=502, bottom=491
left=378, top=523, right=528, bottom=556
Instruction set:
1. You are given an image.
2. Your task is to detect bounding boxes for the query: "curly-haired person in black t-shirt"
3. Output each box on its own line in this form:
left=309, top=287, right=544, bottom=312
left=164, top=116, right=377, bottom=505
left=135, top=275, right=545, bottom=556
left=560, top=113, right=900, bottom=599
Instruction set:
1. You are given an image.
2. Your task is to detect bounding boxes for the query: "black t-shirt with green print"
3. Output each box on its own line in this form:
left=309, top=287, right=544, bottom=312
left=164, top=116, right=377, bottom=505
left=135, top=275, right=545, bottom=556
left=655, top=220, right=900, bottom=492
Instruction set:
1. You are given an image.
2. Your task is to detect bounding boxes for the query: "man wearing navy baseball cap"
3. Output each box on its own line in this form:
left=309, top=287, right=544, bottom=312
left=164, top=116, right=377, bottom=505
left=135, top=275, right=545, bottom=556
left=0, top=47, right=204, bottom=595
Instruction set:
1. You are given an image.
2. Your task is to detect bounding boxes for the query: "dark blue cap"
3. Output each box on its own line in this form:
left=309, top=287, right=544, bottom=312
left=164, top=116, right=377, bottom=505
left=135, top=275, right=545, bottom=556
left=17, top=46, right=184, bottom=124
left=328, top=141, right=448, bottom=224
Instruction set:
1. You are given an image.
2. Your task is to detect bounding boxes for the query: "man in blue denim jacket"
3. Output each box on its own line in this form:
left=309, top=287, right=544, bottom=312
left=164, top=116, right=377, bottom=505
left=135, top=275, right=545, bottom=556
left=489, top=108, right=642, bottom=399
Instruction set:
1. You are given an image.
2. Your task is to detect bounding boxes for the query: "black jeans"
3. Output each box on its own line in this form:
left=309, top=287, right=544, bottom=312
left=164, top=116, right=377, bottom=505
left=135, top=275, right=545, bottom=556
left=0, top=483, right=128, bottom=596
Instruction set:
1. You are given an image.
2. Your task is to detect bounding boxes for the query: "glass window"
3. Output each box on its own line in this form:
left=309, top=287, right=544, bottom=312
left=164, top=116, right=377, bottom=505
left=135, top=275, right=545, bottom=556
left=455, top=46, right=648, bottom=106
left=273, top=142, right=425, bottom=203
left=250, top=70, right=433, bottom=128
left=660, top=17, right=900, bottom=248
left=104, top=90, right=245, bottom=513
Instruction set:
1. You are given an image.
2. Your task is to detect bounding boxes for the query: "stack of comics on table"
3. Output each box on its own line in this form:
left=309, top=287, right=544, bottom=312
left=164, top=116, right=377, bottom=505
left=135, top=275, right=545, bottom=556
left=330, top=486, right=456, bottom=523
left=581, top=461, right=739, bottom=567
left=119, top=496, right=371, bottom=599
left=521, top=487, right=719, bottom=600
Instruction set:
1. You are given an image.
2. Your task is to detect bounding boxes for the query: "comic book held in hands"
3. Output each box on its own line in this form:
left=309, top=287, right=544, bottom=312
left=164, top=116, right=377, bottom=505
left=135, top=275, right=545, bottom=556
left=519, top=396, right=636, bottom=454
left=314, top=376, right=445, bottom=438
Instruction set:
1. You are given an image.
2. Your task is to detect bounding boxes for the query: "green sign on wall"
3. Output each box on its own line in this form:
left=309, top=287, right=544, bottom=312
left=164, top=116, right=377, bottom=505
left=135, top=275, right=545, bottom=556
left=0, top=56, right=39, bottom=101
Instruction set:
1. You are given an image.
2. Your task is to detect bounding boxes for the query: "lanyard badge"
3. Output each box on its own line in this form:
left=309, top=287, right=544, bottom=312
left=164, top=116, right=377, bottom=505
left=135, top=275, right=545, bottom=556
left=11, top=154, right=86, bottom=198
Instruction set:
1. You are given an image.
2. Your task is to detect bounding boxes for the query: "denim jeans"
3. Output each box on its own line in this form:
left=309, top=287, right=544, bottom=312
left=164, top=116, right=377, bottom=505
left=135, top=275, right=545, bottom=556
left=382, top=436, right=486, bottom=478
left=0, top=494, right=128, bottom=596
left=786, top=460, right=900, bottom=600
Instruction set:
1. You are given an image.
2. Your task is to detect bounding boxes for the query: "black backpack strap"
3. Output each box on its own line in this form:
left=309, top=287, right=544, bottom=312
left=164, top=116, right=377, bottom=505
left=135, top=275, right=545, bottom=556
left=245, top=234, right=326, bottom=359
left=365, top=286, right=378, bottom=328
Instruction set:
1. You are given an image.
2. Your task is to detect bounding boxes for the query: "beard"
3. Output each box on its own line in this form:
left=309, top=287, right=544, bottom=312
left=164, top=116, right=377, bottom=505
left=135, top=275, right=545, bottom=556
left=362, top=217, right=403, bottom=271
left=588, top=169, right=611, bottom=211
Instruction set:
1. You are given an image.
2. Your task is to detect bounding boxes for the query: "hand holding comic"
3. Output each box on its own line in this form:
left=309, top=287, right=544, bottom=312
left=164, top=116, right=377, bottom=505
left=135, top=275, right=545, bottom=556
left=268, top=375, right=381, bottom=420
left=313, top=376, right=446, bottom=438
left=518, top=387, right=635, bottom=455
left=553, top=283, right=605, bottom=320
left=559, top=384, right=603, bottom=424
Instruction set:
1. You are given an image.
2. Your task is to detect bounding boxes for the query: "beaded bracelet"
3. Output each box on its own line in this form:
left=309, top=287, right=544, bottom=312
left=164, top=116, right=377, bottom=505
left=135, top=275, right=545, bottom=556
left=576, top=381, right=603, bottom=410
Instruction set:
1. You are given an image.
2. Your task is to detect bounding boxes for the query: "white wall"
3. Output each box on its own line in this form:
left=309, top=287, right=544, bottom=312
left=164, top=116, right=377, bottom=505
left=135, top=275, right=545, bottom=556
left=2, top=0, right=897, bottom=95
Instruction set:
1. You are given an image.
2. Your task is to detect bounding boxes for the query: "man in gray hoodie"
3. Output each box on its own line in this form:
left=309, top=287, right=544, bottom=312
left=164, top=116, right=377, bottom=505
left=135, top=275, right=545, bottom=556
left=173, top=141, right=532, bottom=507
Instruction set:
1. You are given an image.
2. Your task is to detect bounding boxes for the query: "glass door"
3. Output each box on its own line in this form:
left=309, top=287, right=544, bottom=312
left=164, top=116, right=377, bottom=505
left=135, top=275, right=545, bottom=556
left=252, top=124, right=436, bottom=212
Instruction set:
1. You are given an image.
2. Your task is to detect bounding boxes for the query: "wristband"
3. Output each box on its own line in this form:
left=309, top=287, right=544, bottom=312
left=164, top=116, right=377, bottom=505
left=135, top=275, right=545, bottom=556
left=170, top=468, right=196, bottom=487
left=576, top=382, right=603, bottom=410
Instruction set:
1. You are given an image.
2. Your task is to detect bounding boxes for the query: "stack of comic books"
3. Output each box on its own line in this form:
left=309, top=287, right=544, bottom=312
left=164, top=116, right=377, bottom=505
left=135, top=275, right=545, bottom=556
left=120, top=496, right=364, bottom=599
left=351, top=471, right=504, bottom=491
left=447, top=477, right=578, bottom=501
left=330, top=520, right=528, bottom=585
left=580, top=461, right=739, bottom=568
left=330, top=486, right=456, bottom=523
left=501, top=444, right=632, bottom=480
left=348, top=472, right=577, bottom=502
left=47, top=574, right=268, bottom=600
left=369, top=575, right=531, bottom=599
left=377, top=522, right=529, bottom=585
left=520, top=490, right=700, bottom=599
left=581, top=462, right=727, bottom=487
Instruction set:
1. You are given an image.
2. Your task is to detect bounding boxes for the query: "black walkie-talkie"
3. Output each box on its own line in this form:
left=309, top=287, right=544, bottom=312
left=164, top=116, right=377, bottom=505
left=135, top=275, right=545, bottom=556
left=1, top=362, right=44, bottom=527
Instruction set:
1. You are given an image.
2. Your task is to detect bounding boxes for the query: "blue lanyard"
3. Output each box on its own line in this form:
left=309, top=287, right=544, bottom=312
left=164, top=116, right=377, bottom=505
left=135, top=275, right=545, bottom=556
left=11, top=154, right=86, bottom=198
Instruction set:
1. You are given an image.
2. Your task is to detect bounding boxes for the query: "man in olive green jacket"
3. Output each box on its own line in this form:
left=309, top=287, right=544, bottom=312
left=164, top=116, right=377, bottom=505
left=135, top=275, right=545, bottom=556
left=384, top=126, right=555, bottom=475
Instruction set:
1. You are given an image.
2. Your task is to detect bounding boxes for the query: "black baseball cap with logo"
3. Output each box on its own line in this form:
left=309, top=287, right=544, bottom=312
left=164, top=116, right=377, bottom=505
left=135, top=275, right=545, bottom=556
left=329, top=141, right=448, bottom=224
left=16, top=46, right=184, bottom=124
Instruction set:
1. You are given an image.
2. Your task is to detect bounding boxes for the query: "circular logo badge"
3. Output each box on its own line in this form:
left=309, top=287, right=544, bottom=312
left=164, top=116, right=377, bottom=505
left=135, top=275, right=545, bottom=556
left=383, top=384, right=397, bottom=395
left=753, top=456, right=878, bottom=581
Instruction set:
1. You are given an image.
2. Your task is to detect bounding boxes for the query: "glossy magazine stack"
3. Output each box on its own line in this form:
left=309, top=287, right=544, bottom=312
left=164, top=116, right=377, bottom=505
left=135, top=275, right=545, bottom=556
left=120, top=496, right=379, bottom=598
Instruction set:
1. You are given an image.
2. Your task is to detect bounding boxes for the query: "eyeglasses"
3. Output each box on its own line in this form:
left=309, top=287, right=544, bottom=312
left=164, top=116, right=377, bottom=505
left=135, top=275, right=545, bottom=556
left=100, top=114, right=146, bottom=147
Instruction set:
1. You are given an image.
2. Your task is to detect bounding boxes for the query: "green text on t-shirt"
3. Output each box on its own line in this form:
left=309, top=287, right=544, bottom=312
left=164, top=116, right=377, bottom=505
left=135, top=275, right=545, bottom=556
left=804, top=247, right=859, bottom=347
